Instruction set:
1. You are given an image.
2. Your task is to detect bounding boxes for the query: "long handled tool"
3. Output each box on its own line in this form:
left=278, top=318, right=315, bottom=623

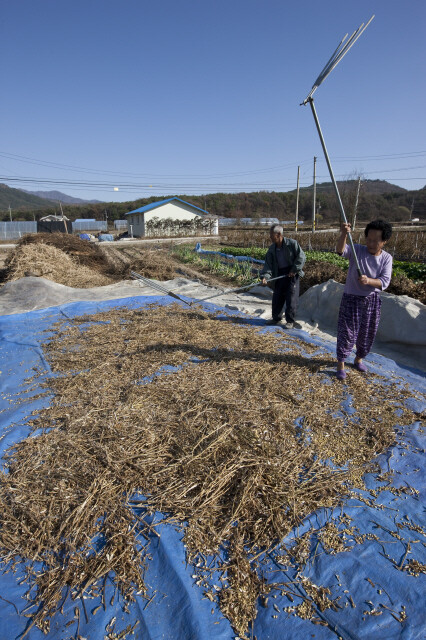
left=194, top=274, right=290, bottom=303
left=130, top=271, right=193, bottom=306
left=131, top=270, right=289, bottom=306
left=301, top=16, right=375, bottom=277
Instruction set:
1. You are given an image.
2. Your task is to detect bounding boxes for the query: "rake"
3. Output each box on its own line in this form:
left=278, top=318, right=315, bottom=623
left=301, top=16, right=375, bottom=276
left=131, top=271, right=289, bottom=306
left=131, top=270, right=193, bottom=306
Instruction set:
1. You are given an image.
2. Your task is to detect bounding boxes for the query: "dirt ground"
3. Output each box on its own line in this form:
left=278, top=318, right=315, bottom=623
left=0, top=250, right=8, bottom=270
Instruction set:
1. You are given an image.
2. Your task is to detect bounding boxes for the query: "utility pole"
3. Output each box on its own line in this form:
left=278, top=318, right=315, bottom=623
left=352, top=176, right=361, bottom=230
left=59, top=201, right=68, bottom=233
left=312, top=156, right=317, bottom=232
left=410, top=197, right=415, bottom=223
left=295, top=165, right=300, bottom=232
left=8, top=205, right=12, bottom=222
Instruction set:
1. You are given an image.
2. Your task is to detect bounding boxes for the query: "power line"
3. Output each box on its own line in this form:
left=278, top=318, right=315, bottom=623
left=1, top=174, right=424, bottom=195
left=0, top=149, right=425, bottom=181
left=0, top=151, right=312, bottom=180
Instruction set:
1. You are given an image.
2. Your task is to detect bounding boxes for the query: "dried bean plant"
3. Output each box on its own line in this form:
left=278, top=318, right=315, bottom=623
left=5, top=243, right=113, bottom=287
left=0, top=303, right=419, bottom=637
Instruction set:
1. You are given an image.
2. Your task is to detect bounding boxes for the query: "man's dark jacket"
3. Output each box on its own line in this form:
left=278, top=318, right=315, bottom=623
left=260, top=238, right=306, bottom=287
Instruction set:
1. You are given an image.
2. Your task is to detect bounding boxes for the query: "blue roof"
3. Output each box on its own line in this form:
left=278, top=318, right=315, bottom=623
left=125, top=197, right=208, bottom=216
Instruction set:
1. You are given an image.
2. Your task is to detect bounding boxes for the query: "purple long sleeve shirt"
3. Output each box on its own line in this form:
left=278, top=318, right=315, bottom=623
left=342, top=243, right=392, bottom=297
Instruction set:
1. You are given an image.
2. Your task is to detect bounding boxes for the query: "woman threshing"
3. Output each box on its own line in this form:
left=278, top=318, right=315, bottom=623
left=336, top=219, right=393, bottom=380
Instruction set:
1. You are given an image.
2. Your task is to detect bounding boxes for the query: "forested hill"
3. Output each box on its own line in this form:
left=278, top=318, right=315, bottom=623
left=22, top=189, right=101, bottom=205
left=1, top=180, right=425, bottom=223
left=293, top=179, right=407, bottom=196
left=0, top=184, right=59, bottom=211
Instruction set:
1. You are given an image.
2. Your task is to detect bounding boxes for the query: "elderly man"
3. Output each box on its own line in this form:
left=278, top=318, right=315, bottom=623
left=260, top=224, right=306, bottom=328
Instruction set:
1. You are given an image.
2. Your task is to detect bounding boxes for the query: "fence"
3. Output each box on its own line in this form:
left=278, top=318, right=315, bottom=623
left=218, top=218, right=302, bottom=228
left=71, top=221, right=107, bottom=232
left=114, top=220, right=128, bottom=230
left=0, top=221, right=37, bottom=240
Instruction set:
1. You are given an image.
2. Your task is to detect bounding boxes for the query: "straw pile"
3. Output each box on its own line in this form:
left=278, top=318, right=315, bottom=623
left=16, top=232, right=112, bottom=273
left=4, top=242, right=114, bottom=287
left=0, top=304, right=419, bottom=637
left=115, top=247, right=179, bottom=280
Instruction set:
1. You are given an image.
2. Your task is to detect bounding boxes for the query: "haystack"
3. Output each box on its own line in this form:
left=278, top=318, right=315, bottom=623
left=4, top=242, right=114, bottom=288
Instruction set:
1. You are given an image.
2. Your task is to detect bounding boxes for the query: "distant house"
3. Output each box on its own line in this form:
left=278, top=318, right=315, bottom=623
left=218, top=217, right=282, bottom=227
left=125, top=198, right=218, bottom=237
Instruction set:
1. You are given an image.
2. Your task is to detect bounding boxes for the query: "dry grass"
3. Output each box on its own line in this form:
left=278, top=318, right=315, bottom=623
left=0, top=303, right=420, bottom=637
left=105, top=247, right=179, bottom=280
left=16, top=232, right=113, bottom=272
left=4, top=243, right=114, bottom=288
left=1, top=233, right=231, bottom=290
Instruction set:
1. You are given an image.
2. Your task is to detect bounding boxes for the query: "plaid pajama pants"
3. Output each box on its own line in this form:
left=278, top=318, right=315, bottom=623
left=336, top=292, right=382, bottom=362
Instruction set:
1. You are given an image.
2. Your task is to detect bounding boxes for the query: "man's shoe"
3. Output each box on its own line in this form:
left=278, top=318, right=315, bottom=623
left=284, top=322, right=294, bottom=329
left=265, top=318, right=281, bottom=325
left=336, top=369, right=347, bottom=380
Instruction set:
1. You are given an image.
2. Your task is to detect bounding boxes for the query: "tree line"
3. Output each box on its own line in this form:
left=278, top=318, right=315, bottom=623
left=2, top=181, right=425, bottom=224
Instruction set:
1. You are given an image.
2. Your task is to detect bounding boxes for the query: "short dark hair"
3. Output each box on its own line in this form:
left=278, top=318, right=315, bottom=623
left=364, top=219, right=393, bottom=241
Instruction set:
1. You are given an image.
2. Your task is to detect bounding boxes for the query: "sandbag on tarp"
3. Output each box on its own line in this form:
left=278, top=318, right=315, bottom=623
left=0, top=296, right=424, bottom=640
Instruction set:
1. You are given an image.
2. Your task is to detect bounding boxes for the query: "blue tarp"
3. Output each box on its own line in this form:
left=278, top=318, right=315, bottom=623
left=195, top=243, right=264, bottom=265
left=0, top=296, right=425, bottom=640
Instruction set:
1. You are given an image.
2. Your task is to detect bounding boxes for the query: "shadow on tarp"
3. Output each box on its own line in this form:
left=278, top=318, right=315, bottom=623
left=0, top=294, right=425, bottom=640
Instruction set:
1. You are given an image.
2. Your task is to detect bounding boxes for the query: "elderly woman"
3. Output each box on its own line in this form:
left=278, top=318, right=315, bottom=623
left=335, top=219, right=393, bottom=379
left=260, top=224, right=306, bottom=328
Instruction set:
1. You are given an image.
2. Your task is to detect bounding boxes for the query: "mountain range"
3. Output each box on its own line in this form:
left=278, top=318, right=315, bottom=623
left=22, top=189, right=102, bottom=205
left=0, top=184, right=102, bottom=212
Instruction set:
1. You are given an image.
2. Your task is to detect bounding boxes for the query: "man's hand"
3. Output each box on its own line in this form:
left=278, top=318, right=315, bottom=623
left=341, top=222, right=351, bottom=234
left=358, top=274, right=369, bottom=286
left=288, top=271, right=296, bottom=278
left=261, top=277, right=268, bottom=286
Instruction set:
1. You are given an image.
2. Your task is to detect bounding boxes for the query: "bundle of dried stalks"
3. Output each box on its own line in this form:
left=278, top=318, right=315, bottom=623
left=120, top=248, right=179, bottom=281
left=16, top=232, right=112, bottom=273
left=4, top=242, right=114, bottom=287
left=99, top=246, right=177, bottom=281
left=0, top=304, right=420, bottom=637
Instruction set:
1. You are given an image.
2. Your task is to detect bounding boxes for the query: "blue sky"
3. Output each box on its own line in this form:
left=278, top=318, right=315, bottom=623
left=1, top=0, right=425, bottom=202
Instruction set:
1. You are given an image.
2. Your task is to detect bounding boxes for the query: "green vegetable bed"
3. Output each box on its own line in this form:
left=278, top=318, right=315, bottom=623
left=212, top=246, right=425, bottom=282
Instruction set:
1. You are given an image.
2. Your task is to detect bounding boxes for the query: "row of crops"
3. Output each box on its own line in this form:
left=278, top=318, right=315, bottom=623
left=173, top=245, right=425, bottom=284
left=221, top=228, right=426, bottom=262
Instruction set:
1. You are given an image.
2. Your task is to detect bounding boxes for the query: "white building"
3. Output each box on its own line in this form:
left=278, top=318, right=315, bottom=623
left=125, top=198, right=218, bottom=237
